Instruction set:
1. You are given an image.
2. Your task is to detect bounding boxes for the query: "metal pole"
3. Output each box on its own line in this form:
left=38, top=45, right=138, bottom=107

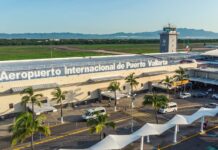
left=140, top=136, right=144, bottom=150
left=51, top=48, right=53, bottom=58
left=200, top=116, right=205, bottom=133
left=131, top=104, right=133, bottom=132
left=131, top=97, right=134, bottom=108
left=173, top=125, right=178, bottom=143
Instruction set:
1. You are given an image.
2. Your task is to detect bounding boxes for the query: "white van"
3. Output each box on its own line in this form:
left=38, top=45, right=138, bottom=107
left=82, top=107, right=106, bottom=120
left=158, top=102, right=178, bottom=114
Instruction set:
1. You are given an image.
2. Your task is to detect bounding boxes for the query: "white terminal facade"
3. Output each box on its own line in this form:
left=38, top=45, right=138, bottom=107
left=1, top=25, right=218, bottom=118
left=0, top=53, right=199, bottom=117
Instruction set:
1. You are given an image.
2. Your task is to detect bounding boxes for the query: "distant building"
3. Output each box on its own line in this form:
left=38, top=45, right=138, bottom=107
left=160, top=24, right=179, bottom=53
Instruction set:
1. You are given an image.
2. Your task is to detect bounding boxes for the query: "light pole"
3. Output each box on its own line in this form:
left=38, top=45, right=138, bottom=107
left=131, top=94, right=136, bottom=132
left=51, top=48, right=53, bottom=58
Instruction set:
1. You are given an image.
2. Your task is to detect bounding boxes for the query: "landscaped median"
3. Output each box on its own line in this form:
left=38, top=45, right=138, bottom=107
left=14, top=116, right=131, bottom=150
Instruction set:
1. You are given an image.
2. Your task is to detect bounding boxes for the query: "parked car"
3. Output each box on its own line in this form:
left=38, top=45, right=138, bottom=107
left=179, top=92, right=191, bottom=99
left=211, top=94, right=218, bottom=100
left=158, top=102, right=178, bottom=113
left=82, top=107, right=106, bottom=120
left=192, top=92, right=208, bottom=98
left=207, top=88, right=213, bottom=93
left=205, top=103, right=218, bottom=108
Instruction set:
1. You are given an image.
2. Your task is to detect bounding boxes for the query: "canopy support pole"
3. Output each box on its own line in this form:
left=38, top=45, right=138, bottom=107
left=200, top=116, right=205, bottom=133
left=147, top=135, right=150, bottom=143
left=140, top=136, right=144, bottom=150
left=173, top=125, right=178, bottom=143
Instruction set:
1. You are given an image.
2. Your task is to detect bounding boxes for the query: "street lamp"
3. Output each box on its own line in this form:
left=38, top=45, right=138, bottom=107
left=130, top=93, right=136, bottom=132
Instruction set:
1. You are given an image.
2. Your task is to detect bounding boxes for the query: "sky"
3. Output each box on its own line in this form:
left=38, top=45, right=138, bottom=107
left=0, top=0, right=218, bottom=34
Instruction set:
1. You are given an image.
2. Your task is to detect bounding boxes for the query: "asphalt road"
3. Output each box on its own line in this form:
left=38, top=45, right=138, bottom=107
left=15, top=111, right=132, bottom=150
left=1, top=96, right=216, bottom=150
left=165, top=128, right=218, bottom=150
left=20, top=118, right=134, bottom=150
left=17, top=107, right=203, bottom=150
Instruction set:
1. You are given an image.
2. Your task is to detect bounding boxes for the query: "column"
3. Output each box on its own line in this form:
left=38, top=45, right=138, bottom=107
left=200, top=116, right=205, bottom=133
left=140, top=136, right=144, bottom=150
left=173, top=125, right=178, bottom=143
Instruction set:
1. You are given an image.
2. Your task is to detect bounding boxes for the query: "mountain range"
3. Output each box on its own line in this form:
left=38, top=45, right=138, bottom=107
left=0, top=28, right=218, bottom=39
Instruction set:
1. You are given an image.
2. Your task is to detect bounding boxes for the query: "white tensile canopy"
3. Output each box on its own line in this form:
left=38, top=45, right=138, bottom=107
left=60, top=107, right=218, bottom=150
left=133, top=123, right=174, bottom=136
left=27, top=103, right=57, bottom=115
left=169, top=107, right=218, bottom=125
left=89, top=134, right=139, bottom=150
left=202, top=49, right=218, bottom=57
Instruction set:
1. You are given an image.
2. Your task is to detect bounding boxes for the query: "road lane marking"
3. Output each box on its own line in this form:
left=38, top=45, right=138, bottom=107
left=159, top=126, right=218, bottom=150
left=14, top=117, right=131, bottom=150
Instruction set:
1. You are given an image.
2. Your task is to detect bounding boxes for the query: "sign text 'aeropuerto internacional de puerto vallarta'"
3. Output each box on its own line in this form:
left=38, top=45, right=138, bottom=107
left=0, top=59, right=168, bottom=82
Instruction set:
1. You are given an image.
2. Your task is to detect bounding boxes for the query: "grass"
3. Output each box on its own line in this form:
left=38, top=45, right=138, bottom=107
left=0, top=46, right=107, bottom=61
left=0, top=42, right=217, bottom=61
left=72, top=44, right=160, bottom=54
left=71, top=43, right=212, bottom=53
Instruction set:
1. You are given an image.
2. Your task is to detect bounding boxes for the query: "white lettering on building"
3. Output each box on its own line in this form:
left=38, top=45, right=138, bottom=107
left=0, top=60, right=169, bottom=82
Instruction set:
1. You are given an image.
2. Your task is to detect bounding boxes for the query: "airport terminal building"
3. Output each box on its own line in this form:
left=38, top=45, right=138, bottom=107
left=0, top=52, right=199, bottom=117
left=189, top=49, right=218, bottom=87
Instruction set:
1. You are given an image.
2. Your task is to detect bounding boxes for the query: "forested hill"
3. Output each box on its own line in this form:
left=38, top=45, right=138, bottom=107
left=0, top=28, right=218, bottom=39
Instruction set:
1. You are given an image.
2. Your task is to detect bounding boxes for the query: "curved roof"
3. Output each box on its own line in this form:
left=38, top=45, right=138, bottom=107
left=0, top=52, right=198, bottom=71
left=202, top=49, right=218, bottom=57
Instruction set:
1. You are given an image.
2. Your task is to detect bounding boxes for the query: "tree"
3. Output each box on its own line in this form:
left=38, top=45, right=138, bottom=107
left=162, top=76, right=173, bottom=100
left=174, top=67, right=189, bottom=92
left=10, top=112, right=50, bottom=150
left=108, top=81, right=121, bottom=112
left=21, top=87, right=43, bottom=117
left=125, top=73, right=139, bottom=108
left=87, top=114, right=115, bottom=140
left=51, top=87, right=68, bottom=124
left=143, top=93, right=168, bottom=124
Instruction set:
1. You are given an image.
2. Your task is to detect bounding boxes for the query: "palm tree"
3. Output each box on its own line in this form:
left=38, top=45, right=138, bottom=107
left=174, top=67, right=189, bottom=92
left=21, top=87, right=43, bottom=117
left=51, top=87, right=68, bottom=124
left=125, top=73, right=139, bottom=108
left=108, top=81, right=121, bottom=112
left=10, top=112, right=50, bottom=150
left=87, top=114, right=115, bottom=140
left=143, top=93, right=168, bottom=124
left=162, top=76, right=173, bottom=100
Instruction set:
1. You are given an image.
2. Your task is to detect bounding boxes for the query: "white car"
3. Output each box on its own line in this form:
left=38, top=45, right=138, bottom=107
left=179, top=92, right=191, bottom=99
left=205, top=103, right=218, bottom=108
left=211, top=94, right=218, bottom=100
left=159, top=102, right=178, bottom=113
left=82, top=107, right=106, bottom=120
